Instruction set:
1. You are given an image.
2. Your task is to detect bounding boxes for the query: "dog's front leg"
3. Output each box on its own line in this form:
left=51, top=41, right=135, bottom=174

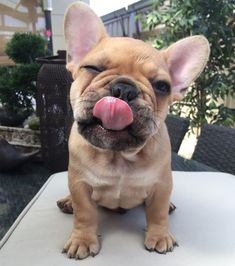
left=144, top=174, right=177, bottom=254
left=63, top=177, right=99, bottom=259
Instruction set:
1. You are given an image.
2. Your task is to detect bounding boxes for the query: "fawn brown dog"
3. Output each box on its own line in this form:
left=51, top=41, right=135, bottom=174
left=57, top=1, right=210, bottom=260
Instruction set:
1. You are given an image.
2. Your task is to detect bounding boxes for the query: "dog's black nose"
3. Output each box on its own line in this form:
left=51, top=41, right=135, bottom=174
left=111, top=82, right=138, bottom=102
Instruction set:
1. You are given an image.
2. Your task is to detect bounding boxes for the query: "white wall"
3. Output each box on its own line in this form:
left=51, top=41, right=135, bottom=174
left=51, top=0, right=90, bottom=54
left=0, top=0, right=45, bottom=65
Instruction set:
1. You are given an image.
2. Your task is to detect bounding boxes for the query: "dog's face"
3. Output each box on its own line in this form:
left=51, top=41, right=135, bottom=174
left=65, top=2, right=210, bottom=151
left=69, top=38, right=170, bottom=150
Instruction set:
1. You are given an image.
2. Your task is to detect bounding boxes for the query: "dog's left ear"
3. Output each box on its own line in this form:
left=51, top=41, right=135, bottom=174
left=164, top=35, right=210, bottom=101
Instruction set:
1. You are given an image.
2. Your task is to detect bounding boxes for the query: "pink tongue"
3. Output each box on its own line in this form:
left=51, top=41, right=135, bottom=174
left=93, top=96, right=133, bottom=130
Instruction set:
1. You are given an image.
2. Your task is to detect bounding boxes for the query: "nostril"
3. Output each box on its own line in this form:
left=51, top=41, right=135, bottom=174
left=112, top=85, right=122, bottom=98
left=127, top=89, right=138, bottom=101
left=111, top=82, right=138, bottom=102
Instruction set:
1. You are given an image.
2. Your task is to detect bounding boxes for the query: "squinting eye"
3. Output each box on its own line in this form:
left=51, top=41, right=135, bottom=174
left=153, top=80, right=171, bottom=96
left=81, top=65, right=103, bottom=74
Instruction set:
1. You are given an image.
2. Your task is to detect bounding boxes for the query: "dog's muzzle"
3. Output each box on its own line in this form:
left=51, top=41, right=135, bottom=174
left=110, top=81, right=138, bottom=102
left=75, top=78, right=156, bottom=151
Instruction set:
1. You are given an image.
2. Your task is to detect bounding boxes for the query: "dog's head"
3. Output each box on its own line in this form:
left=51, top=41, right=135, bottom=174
left=64, top=2, right=210, bottom=151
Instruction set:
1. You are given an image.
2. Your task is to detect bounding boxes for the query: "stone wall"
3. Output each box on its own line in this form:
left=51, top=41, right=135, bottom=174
left=0, top=126, right=41, bottom=151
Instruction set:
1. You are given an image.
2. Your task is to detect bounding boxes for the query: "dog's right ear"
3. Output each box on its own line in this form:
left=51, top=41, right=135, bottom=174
left=64, top=2, right=107, bottom=74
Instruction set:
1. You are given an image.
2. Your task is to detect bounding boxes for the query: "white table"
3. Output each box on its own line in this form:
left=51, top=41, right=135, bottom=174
left=0, top=171, right=235, bottom=266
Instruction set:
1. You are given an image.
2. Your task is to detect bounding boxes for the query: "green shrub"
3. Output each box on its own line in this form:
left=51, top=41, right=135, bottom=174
left=5, top=32, right=46, bottom=64
left=0, top=32, right=47, bottom=124
left=141, top=0, right=235, bottom=131
left=0, top=64, right=39, bottom=114
left=28, top=116, right=40, bottom=130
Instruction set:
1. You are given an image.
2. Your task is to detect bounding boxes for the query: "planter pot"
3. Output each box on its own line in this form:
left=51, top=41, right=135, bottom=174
left=36, top=51, right=73, bottom=173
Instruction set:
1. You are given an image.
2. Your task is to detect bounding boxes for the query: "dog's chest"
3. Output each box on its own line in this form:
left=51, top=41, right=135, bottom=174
left=83, top=163, right=157, bottom=209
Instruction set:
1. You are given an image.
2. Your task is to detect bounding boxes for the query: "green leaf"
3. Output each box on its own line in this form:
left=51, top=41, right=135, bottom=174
left=139, top=0, right=234, bottom=130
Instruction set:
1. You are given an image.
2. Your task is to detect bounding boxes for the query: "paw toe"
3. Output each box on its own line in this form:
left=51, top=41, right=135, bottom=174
left=144, top=237, right=157, bottom=251
left=155, top=238, right=168, bottom=254
left=57, top=199, right=73, bottom=214
left=145, top=232, right=177, bottom=254
left=89, top=243, right=100, bottom=256
left=169, top=202, right=177, bottom=214
left=75, top=245, right=89, bottom=260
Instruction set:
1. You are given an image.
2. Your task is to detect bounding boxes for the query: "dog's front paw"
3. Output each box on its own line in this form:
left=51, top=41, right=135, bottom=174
left=144, top=228, right=178, bottom=254
left=62, top=230, right=100, bottom=259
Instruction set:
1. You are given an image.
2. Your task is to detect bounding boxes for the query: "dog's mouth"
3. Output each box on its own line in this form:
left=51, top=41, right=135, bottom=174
left=75, top=94, right=157, bottom=151
left=77, top=117, right=145, bottom=151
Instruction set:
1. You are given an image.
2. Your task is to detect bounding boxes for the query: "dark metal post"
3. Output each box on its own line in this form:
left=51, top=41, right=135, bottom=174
left=43, top=0, right=53, bottom=55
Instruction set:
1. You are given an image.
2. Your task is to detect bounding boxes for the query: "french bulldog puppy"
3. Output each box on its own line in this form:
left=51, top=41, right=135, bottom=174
left=57, top=1, right=210, bottom=260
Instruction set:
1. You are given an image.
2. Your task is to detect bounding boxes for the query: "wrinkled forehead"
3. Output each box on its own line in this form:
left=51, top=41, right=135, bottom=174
left=82, top=37, right=169, bottom=78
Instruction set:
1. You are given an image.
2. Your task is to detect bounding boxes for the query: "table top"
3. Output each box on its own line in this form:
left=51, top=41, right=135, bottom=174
left=0, top=154, right=219, bottom=243
left=0, top=171, right=235, bottom=266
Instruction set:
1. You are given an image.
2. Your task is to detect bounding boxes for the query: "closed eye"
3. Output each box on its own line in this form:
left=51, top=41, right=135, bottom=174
left=81, top=65, right=104, bottom=74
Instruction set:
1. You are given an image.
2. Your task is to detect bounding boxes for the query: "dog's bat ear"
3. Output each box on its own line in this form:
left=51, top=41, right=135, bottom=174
left=164, top=35, right=210, bottom=101
left=64, top=1, right=108, bottom=74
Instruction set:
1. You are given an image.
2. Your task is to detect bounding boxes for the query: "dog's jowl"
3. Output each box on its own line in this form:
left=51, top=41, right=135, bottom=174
left=57, top=1, right=210, bottom=260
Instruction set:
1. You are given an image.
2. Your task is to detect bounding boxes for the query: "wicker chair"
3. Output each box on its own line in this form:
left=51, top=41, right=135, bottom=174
left=165, top=114, right=190, bottom=153
left=192, top=124, right=235, bottom=175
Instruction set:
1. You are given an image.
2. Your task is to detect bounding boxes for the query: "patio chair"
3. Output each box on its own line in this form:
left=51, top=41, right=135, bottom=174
left=192, top=124, right=235, bottom=175
left=165, top=114, right=190, bottom=153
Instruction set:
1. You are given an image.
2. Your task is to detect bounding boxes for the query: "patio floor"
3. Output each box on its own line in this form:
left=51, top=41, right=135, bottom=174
left=0, top=161, right=51, bottom=239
